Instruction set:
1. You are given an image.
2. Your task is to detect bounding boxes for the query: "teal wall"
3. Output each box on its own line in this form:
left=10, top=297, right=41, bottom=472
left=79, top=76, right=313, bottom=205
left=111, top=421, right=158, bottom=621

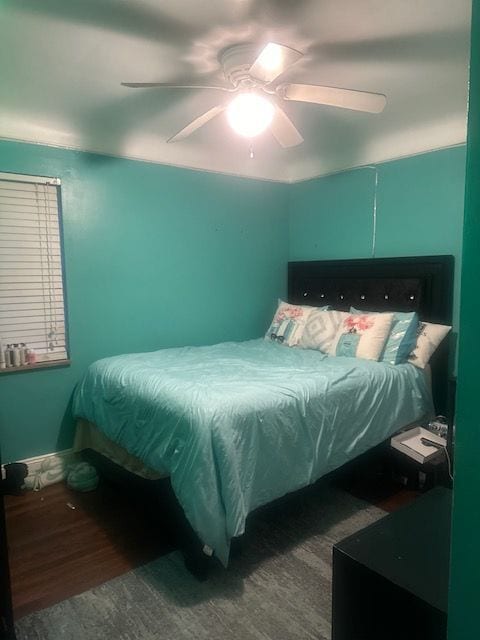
left=289, top=146, right=466, bottom=331
left=0, top=140, right=289, bottom=462
left=0, top=141, right=468, bottom=463
left=448, top=1, right=480, bottom=637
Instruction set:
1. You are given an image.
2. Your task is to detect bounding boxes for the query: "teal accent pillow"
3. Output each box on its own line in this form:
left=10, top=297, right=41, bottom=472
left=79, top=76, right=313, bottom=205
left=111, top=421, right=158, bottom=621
left=350, top=307, right=419, bottom=365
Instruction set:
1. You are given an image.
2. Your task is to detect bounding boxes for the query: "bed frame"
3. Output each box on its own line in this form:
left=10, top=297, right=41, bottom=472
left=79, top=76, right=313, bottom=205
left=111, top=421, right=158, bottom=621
left=288, top=255, right=454, bottom=415
left=84, top=255, right=455, bottom=579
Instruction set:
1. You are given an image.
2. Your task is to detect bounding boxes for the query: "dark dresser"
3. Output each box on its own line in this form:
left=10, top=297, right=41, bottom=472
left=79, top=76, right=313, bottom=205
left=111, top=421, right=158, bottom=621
left=332, top=488, right=451, bottom=640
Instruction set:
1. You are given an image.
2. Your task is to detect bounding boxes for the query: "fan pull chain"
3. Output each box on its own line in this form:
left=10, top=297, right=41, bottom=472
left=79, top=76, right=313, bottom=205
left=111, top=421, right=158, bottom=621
left=249, top=142, right=254, bottom=159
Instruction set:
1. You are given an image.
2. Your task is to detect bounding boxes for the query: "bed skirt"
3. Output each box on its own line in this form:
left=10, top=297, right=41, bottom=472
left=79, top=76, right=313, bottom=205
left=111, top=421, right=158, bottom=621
left=73, top=419, right=167, bottom=481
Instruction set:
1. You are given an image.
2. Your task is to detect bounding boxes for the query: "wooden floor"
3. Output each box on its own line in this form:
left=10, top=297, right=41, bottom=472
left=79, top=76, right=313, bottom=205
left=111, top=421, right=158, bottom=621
left=5, top=481, right=171, bottom=620
left=5, top=478, right=418, bottom=621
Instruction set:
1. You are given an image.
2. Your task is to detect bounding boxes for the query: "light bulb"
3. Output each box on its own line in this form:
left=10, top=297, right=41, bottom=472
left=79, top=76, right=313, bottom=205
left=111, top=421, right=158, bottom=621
left=226, top=93, right=275, bottom=138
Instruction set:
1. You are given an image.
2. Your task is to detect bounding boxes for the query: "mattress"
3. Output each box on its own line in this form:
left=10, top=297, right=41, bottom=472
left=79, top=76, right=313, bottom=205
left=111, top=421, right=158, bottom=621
left=72, top=338, right=432, bottom=565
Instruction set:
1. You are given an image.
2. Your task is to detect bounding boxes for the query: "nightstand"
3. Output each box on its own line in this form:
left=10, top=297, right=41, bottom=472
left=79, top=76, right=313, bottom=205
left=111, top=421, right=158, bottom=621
left=389, top=442, right=450, bottom=491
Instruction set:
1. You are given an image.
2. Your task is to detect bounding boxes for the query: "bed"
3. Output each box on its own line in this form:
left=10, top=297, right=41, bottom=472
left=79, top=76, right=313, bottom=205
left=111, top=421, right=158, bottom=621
left=72, top=255, right=454, bottom=569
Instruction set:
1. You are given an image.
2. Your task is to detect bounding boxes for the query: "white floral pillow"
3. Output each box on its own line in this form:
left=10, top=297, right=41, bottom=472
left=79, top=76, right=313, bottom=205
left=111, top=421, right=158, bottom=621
left=329, top=313, right=394, bottom=361
left=300, top=309, right=349, bottom=353
left=408, top=321, right=451, bottom=369
left=265, top=300, right=325, bottom=347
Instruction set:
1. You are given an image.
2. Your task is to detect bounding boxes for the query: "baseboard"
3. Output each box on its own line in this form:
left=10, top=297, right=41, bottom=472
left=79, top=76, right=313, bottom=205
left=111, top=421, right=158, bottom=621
left=6, top=449, right=78, bottom=491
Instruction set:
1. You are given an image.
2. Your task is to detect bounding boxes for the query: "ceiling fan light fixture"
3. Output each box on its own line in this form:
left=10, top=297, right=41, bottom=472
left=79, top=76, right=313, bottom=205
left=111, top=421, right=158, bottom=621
left=256, top=42, right=283, bottom=73
left=226, top=93, right=275, bottom=138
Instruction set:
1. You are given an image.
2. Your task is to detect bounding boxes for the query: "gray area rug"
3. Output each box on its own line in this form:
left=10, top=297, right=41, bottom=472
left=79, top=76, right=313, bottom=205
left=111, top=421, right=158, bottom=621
left=16, top=482, right=385, bottom=640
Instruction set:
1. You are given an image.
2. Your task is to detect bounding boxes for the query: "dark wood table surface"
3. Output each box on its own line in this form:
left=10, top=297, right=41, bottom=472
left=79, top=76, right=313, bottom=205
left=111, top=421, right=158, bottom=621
left=332, top=487, right=452, bottom=640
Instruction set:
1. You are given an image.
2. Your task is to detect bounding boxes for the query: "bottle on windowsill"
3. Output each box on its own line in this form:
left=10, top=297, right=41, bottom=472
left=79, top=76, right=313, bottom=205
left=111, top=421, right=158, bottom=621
left=5, top=345, right=13, bottom=368
left=19, top=343, right=26, bottom=366
left=11, top=344, right=20, bottom=367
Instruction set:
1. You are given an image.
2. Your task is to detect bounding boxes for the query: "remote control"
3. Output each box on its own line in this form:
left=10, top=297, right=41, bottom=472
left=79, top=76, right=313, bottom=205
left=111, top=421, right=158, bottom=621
left=420, top=437, right=444, bottom=449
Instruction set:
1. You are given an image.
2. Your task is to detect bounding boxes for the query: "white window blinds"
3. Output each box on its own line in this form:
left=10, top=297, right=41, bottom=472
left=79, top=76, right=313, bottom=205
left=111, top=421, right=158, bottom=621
left=0, top=172, right=68, bottom=365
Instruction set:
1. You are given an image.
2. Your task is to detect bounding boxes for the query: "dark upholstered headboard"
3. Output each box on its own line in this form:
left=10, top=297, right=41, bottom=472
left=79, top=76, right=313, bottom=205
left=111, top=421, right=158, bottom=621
left=288, top=255, right=454, bottom=415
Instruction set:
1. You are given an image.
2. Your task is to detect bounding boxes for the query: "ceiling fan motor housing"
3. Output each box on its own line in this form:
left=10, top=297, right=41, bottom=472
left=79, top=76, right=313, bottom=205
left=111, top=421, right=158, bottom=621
left=220, top=44, right=261, bottom=89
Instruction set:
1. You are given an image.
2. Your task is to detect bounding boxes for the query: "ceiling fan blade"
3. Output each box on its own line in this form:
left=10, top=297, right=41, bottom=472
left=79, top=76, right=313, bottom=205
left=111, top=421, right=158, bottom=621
left=270, top=106, right=304, bottom=148
left=121, top=82, right=234, bottom=92
left=279, top=83, right=386, bottom=114
left=167, top=105, right=225, bottom=143
left=249, top=42, right=303, bottom=84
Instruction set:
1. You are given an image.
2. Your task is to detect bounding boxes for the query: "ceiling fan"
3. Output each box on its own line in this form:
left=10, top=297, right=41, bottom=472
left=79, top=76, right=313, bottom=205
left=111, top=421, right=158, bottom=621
left=121, top=42, right=387, bottom=148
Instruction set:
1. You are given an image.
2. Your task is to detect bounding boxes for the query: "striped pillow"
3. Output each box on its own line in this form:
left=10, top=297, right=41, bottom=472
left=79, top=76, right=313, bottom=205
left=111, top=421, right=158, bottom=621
left=350, top=307, right=419, bottom=365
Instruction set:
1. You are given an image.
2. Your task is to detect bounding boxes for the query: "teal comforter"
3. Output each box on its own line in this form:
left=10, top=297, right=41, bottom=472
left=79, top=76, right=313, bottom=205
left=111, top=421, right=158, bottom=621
left=73, top=339, right=432, bottom=565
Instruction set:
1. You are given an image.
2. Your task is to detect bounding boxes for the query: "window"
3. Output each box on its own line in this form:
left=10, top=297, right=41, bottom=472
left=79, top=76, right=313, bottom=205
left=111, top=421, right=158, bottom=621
left=0, top=172, right=69, bottom=370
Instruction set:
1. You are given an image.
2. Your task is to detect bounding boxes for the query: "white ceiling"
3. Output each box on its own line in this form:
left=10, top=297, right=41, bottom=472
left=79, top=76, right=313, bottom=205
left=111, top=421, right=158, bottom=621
left=0, top=0, right=472, bottom=182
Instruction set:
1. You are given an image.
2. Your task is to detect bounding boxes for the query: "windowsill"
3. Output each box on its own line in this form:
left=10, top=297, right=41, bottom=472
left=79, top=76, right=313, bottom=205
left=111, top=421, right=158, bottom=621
left=0, top=359, right=71, bottom=375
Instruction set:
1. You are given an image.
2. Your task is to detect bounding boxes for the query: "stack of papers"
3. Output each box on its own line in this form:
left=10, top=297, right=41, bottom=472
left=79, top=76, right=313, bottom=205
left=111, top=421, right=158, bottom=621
left=391, top=426, right=446, bottom=464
